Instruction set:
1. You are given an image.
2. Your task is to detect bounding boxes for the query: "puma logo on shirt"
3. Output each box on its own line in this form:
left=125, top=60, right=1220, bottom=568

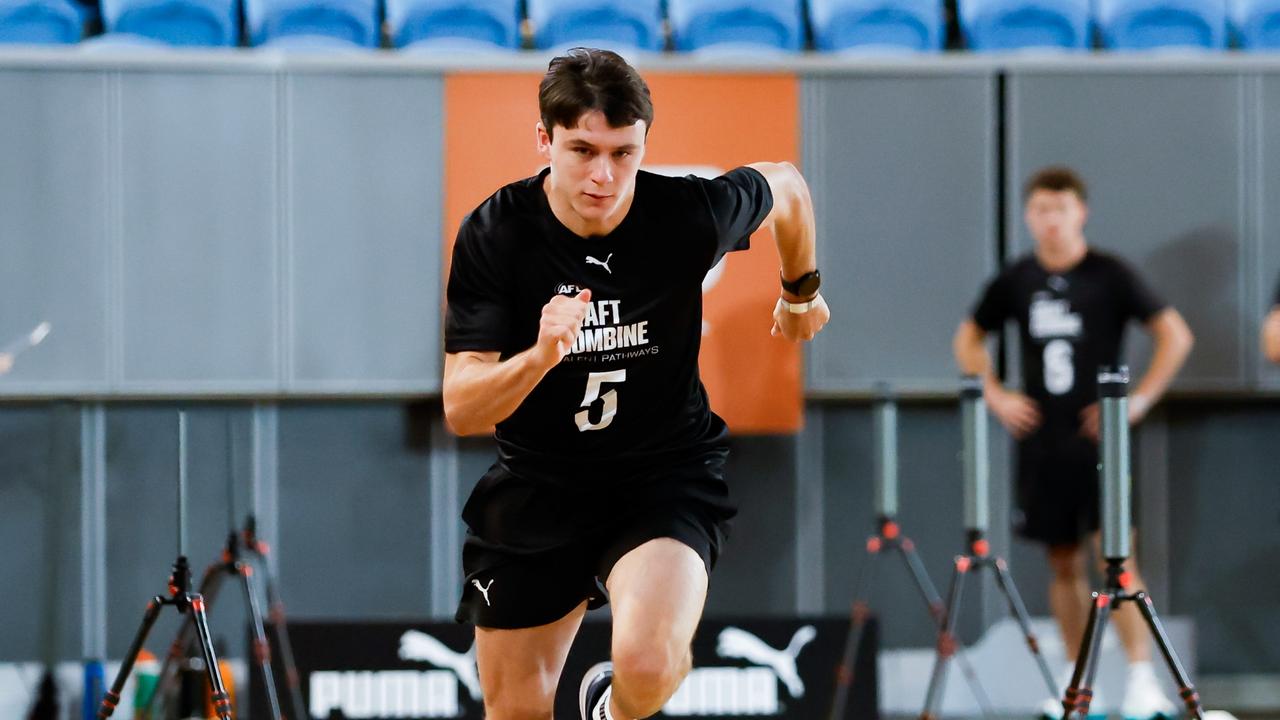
left=585, top=253, right=613, bottom=274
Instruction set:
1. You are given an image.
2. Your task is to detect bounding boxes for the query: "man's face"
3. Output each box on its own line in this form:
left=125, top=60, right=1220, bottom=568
left=538, top=110, right=646, bottom=226
left=1024, top=188, right=1088, bottom=252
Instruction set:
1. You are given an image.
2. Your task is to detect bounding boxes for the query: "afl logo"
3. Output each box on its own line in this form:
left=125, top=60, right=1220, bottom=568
left=555, top=283, right=584, bottom=296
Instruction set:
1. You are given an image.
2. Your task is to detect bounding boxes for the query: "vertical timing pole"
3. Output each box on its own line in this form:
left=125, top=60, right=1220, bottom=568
left=1098, top=366, right=1132, bottom=562
left=873, top=383, right=898, bottom=519
left=960, top=376, right=989, bottom=534
left=251, top=404, right=280, bottom=576
left=226, top=413, right=237, bottom=531
left=178, top=410, right=188, bottom=559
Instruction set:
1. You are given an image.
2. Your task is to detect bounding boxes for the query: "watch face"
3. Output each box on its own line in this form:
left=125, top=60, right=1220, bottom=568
left=778, top=267, right=819, bottom=295
left=788, top=267, right=819, bottom=295
left=795, top=272, right=821, bottom=297
left=781, top=269, right=821, bottom=297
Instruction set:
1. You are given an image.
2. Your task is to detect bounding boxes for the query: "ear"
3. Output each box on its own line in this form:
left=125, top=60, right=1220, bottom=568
left=536, top=121, right=552, bottom=160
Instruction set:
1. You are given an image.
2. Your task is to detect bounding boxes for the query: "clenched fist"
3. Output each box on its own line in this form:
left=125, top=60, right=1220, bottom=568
left=533, top=289, right=592, bottom=368
left=771, top=294, right=831, bottom=342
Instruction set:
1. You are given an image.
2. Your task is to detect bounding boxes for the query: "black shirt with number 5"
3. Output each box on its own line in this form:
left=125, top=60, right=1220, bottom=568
left=445, top=167, right=773, bottom=484
left=971, top=250, right=1166, bottom=433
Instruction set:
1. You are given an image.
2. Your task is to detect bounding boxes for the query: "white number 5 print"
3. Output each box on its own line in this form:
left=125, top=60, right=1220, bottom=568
left=576, top=370, right=627, bottom=432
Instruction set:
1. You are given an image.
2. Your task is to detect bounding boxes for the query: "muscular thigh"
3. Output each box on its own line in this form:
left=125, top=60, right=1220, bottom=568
left=607, top=538, right=709, bottom=657
left=475, top=601, right=588, bottom=717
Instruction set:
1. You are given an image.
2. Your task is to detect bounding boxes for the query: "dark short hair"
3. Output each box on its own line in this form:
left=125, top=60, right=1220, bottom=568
left=1023, top=166, right=1088, bottom=203
left=539, top=48, right=653, bottom=139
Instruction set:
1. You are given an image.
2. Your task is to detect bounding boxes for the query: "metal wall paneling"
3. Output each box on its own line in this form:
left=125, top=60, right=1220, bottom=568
left=284, top=73, right=445, bottom=394
left=102, top=406, right=247, bottom=656
left=1005, top=69, right=1249, bottom=390
left=428, top=412, right=460, bottom=619
left=80, top=404, right=107, bottom=661
left=116, top=72, right=279, bottom=393
left=821, top=403, right=984, bottom=648
left=801, top=71, right=998, bottom=394
left=0, top=71, right=111, bottom=396
left=252, top=402, right=281, bottom=576
left=1259, top=74, right=1280, bottom=388
left=705, top=435, right=800, bottom=616
left=0, top=406, right=82, bottom=660
left=1166, top=403, right=1280, bottom=674
left=794, top=405, right=826, bottom=614
left=277, top=404, right=433, bottom=617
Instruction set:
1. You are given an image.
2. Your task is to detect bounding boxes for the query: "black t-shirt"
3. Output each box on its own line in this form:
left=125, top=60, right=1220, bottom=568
left=446, top=167, right=773, bottom=483
left=972, top=250, right=1166, bottom=426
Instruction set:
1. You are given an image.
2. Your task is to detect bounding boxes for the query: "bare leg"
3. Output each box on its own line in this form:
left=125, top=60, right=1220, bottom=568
left=1047, top=543, right=1090, bottom=662
left=606, top=538, right=709, bottom=719
left=475, top=601, right=588, bottom=720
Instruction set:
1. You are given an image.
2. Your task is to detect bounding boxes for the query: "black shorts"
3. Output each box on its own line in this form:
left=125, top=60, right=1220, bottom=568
left=455, top=451, right=735, bottom=630
left=1014, top=425, right=1142, bottom=546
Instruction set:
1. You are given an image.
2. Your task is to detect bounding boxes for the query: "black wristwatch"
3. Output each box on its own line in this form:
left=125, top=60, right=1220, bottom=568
left=780, top=269, right=821, bottom=299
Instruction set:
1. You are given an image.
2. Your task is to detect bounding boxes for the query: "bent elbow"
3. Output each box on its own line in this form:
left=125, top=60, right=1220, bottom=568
left=1266, top=338, right=1280, bottom=365
left=442, top=403, right=494, bottom=437
left=442, top=393, right=473, bottom=436
left=1178, top=321, right=1196, bottom=358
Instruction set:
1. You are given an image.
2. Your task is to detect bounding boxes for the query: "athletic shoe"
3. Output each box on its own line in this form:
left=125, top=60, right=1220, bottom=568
left=1122, top=662, right=1177, bottom=719
left=579, top=661, right=613, bottom=720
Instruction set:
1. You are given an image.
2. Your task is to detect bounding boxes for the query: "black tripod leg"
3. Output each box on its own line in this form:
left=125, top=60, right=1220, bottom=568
left=151, top=564, right=228, bottom=717
left=187, top=594, right=234, bottom=720
left=98, top=597, right=164, bottom=719
left=949, top=638, right=995, bottom=719
left=1064, top=592, right=1112, bottom=719
left=900, top=546, right=992, bottom=718
left=992, top=558, right=1058, bottom=697
left=264, top=576, right=306, bottom=720
left=898, top=538, right=946, bottom=624
left=1133, top=592, right=1204, bottom=720
left=919, top=556, right=971, bottom=720
left=828, top=542, right=880, bottom=720
left=240, top=564, right=284, bottom=720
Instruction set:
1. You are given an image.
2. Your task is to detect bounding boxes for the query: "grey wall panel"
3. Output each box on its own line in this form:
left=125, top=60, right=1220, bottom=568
left=0, top=72, right=110, bottom=394
left=821, top=404, right=990, bottom=648
left=277, top=403, right=432, bottom=618
left=0, top=406, right=82, bottom=661
left=286, top=75, right=444, bottom=393
left=103, top=406, right=251, bottom=658
left=802, top=74, right=997, bottom=393
left=1006, top=72, right=1247, bottom=390
left=1166, top=402, right=1280, bottom=674
left=706, top=435, right=800, bottom=616
left=117, top=74, right=279, bottom=391
left=1260, top=77, right=1280, bottom=388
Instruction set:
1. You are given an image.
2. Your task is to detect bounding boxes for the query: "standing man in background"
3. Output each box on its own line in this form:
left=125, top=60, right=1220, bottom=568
left=953, top=167, right=1194, bottom=718
left=1263, top=276, right=1280, bottom=364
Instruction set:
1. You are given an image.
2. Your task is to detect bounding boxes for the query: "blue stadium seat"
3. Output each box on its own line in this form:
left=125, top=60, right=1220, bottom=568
left=668, top=0, right=804, bottom=52
left=1230, top=0, right=1280, bottom=48
left=1096, top=0, right=1227, bottom=49
left=958, top=0, right=1089, bottom=50
left=529, top=0, right=662, bottom=51
left=810, top=0, right=942, bottom=52
left=387, top=0, right=517, bottom=50
left=245, top=0, right=379, bottom=47
left=0, top=0, right=82, bottom=43
left=101, top=0, right=238, bottom=45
